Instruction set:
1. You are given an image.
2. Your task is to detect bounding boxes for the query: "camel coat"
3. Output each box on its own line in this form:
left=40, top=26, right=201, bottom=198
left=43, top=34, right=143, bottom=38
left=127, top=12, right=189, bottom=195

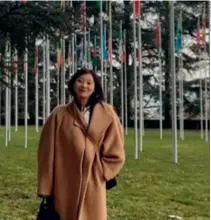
left=37, top=101, right=125, bottom=220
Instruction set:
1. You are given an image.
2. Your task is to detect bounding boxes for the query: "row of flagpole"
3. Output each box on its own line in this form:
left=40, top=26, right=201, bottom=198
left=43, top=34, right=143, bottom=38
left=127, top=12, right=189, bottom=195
left=1, top=1, right=209, bottom=159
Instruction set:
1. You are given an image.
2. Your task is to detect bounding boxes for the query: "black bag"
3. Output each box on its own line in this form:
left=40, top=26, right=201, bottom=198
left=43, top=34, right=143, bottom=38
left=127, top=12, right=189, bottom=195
left=106, top=177, right=117, bottom=190
left=36, top=197, right=59, bottom=220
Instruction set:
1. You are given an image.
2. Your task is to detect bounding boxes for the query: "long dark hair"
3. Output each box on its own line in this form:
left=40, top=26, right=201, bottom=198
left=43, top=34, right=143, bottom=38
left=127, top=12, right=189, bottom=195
left=68, top=68, right=105, bottom=107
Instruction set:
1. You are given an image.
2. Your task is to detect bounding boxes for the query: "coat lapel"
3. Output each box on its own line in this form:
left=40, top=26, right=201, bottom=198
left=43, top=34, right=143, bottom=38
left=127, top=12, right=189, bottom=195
left=66, top=101, right=112, bottom=146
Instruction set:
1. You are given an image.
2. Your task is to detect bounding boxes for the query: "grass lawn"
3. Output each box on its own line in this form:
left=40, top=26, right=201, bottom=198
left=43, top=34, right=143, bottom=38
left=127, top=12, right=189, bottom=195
left=0, top=127, right=209, bottom=220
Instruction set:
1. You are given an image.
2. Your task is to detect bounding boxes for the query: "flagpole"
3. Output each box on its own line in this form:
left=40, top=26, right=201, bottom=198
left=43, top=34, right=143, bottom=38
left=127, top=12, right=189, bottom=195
left=61, top=34, right=65, bottom=104
left=133, top=8, right=138, bottom=160
left=203, top=4, right=208, bottom=142
left=35, top=45, right=39, bottom=132
left=138, top=11, right=143, bottom=151
left=15, top=49, right=18, bottom=132
left=198, top=17, right=204, bottom=139
left=5, top=40, right=9, bottom=146
left=42, top=40, right=46, bottom=125
left=170, top=1, right=178, bottom=163
left=24, top=40, right=28, bottom=149
left=100, top=0, right=104, bottom=87
left=109, top=0, right=113, bottom=106
left=123, top=29, right=128, bottom=135
left=8, top=41, right=11, bottom=143
left=119, top=21, right=124, bottom=129
left=46, top=37, right=50, bottom=117
left=157, top=19, right=163, bottom=140
left=84, top=1, right=87, bottom=67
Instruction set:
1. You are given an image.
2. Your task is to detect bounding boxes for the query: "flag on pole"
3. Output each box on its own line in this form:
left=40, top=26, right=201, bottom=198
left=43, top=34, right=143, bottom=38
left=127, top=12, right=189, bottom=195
left=201, top=6, right=206, bottom=45
left=80, top=1, right=86, bottom=32
left=57, top=37, right=62, bottom=70
left=96, top=0, right=102, bottom=8
left=60, top=0, right=65, bottom=10
left=133, top=0, right=141, bottom=18
left=122, top=31, right=126, bottom=63
left=176, top=12, right=182, bottom=53
left=34, top=46, right=38, bottom=75
left=103, top=33, right=107, bottom=60
left=13, top=49, right=18, bottom=73
left=196, top=17, right=201, bottom=50
left=155, top=23, right=160, bottom=52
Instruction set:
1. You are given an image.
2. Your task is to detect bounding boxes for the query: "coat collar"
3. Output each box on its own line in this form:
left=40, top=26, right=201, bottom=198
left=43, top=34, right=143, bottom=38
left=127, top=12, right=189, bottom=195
left=66, top=101, right=112, bottom=146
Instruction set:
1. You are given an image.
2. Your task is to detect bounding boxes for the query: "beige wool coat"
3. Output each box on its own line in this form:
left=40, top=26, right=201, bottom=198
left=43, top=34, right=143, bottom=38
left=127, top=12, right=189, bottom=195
left=37, top=101, right=125, bottom=220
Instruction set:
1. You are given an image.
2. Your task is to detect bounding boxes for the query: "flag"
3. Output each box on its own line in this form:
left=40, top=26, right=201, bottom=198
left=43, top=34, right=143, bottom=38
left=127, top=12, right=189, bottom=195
left=196, top=17, right=200, bottom=50
left=34, top=46, right=38, bottom=75
left=103, top=33, right=107, bottom=60
left=57, top=37, right=62, bottom=70
left=80, top=1, right=86, bottom=32
left=133, top=0, right=141, bottom=18
left=168, top=0, right=173, bottom=8
left=155, top=23, right=160, bottom=50
left=201, top=7, right=206, bottom=45
left=107, top=38, right=111, bottom=64
left=60, top=0, right=65, bottom=10
left=118, top=30, right=123, bottom=62
left=96, top=0, right=102, bottom=8
left=13, top=49, right=18, bottom=72
left=122, top=31, right=126, bottom=63
left=176, top=12, right=182, bottom=53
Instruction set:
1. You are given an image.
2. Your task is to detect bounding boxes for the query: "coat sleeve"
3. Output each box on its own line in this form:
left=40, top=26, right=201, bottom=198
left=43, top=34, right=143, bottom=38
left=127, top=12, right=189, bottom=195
left=101, top=106, right=125, bottom=181
left=37, top=110, right=57, bottom=197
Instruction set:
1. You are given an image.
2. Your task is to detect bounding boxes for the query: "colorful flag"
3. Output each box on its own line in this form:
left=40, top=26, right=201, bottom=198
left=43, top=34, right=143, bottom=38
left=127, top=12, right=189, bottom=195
left=201, top=7, right=206, bottom=45
left=13, top=49, right=18, bottom=72
left=103, top=33, right=107, bottom=60
left=133, top=0, right=141, bottom=18
left=34, top=46, right=38, bottom=75
left=176, top=12, right=182, bottom=53
left=60, top=0, right=65, bottom=10
left=96, top=0, right=102, bottom=8
left=122, top=31, right=126, bottom=63
left=80, top=1, right=86, bottom=32
left=118, top=30, right=123, bottom=62
left=57, top=37, right=62, bottom=70
left=107, top=38, right=111, bottom=64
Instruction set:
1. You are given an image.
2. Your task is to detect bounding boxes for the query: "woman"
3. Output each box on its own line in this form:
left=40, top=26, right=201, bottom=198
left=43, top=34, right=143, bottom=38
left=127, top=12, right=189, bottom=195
left=37, top=68, right=125, bottom=220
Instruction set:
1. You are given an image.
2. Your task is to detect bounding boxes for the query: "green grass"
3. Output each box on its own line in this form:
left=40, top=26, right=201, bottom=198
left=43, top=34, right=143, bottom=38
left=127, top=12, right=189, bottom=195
left=0, top=127, right=209, bottom=220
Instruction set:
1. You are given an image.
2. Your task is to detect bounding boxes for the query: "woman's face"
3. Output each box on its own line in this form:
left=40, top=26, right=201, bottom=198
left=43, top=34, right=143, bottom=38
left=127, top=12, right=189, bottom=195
left=74, top=73, right=95, bottom=101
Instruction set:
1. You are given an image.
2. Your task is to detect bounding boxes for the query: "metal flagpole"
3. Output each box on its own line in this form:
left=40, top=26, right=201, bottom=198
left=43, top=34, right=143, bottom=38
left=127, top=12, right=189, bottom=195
left=72, top=34, right=75, bottom=75
left=100, top=0, right=104, bottom=87
left=15, top=48, right=18, bottom=132
left=42, top=40, right=46, bottom=125
left=198, top=17, right=204, bottom=139
left=35, top=45, right=39, bottom=132
left=203, top=4, right=208, bottom=142
left=204, top=44, right=208, bottom=142
left=24, top=41, right=28, bottom=149
left=123, top=30, right=128, bottom=135
left=120, top=21, right=124, bottom=128
left=109, top=0, right=113, bottom=105
left=170, top=1, right=178, bottom=163
left=46, top=37, right=50, bottom=117
left=84, top=1, right=87, bottom=67
left=178, top=11, right=184, bottom=140
left=138, top=12, right=143, bottom=151
left=8, top=41, right=11, bottom=143
left=158, top=18, right=163, bottom=140
left=5, top=40, right=9, bottom=146
left=133, top=8, right=138, bottom=160
left=61, top=35, right=65, bottom=104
